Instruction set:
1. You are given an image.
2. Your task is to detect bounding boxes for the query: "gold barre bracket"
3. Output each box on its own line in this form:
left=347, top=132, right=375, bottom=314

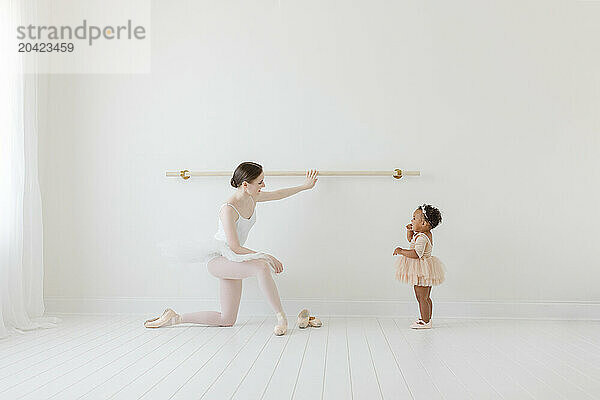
left=166, top=169, right=420, bottom=180
left=180, top=170, right=191, bottom=180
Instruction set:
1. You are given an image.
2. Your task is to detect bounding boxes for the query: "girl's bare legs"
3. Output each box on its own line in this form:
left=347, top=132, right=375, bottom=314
left=414, top=285, right=432, bottom=323
left=180, top=257, right=286, bottom=334
left=427, top=287, right=433, bottom=320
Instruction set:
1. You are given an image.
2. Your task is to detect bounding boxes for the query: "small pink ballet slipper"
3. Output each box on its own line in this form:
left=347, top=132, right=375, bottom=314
left=144, top=308, right=181, bottom=328
left=308, top=316, right=322, bottom=328
left=410, top=319, right=432, bottom=329
left=274, top=312, right=288, bottom=336
left=297, top=309, right=310, bottom=329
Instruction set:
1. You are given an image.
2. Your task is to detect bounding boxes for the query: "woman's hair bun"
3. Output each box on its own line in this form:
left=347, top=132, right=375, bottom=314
left=231, top=162, right=263, bottom=188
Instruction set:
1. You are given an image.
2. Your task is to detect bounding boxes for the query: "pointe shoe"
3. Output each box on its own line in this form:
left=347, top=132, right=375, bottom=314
left=297, top=309, right=310, bottom=329
left=410, top=319, right=432, bottom=329
left=144, top=308, right=181, bottom=328
left=308, top=316, right=322, bottom=328
left=274, top=312, right=288, bottom=336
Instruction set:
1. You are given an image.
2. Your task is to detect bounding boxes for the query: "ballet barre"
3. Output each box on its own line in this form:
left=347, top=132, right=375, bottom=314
left=165, top=169, right=420, bottom=180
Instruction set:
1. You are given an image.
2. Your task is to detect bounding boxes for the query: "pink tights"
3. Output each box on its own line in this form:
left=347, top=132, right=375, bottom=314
left=180, top=256, right=284, bottom=327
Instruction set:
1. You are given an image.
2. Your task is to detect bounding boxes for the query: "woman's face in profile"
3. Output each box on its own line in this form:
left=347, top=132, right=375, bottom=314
left=245, top=172, right=265, bottom=195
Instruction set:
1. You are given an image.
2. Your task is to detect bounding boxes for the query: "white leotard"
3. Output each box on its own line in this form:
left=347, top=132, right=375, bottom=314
left=158, top=199, right=272, bottom=267
left=205, top=200, right=272, bottom=266
left=215, top=203, right=256, bottom=246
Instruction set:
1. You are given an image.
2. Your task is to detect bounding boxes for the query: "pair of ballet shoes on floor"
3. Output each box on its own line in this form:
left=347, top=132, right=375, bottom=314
left=297, top=309, right=322, bottom=329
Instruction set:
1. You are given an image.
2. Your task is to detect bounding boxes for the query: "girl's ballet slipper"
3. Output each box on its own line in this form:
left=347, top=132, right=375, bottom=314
left=410, top=319, right=432, bottom=329
left=308, top=316, right=322, bottom=328
left=274, top=312, right=288, bottom=336
left=297, top=309, right=310, bottom=329
left=144, top=308, right=181, bottom=328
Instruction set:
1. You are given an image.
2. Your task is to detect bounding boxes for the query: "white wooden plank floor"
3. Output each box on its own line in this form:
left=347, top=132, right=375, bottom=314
left=1, top=315, right=599, bottom=400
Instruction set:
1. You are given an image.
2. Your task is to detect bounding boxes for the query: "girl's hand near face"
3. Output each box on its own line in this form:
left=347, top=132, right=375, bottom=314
left=406, top=223, right=414, bottom=242
left=303, top=169, right=319, bottom=190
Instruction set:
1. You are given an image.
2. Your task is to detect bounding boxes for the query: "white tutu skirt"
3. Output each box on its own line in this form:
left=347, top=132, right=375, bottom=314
left=157, top=237, right=274, bottom=267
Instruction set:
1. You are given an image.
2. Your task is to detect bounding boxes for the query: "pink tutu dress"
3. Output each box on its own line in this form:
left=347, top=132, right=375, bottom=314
left=395, top=232, right=445, bottom=286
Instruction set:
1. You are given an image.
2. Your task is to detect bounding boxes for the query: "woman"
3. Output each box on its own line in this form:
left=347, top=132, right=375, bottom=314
left=145, top=162, right=318, bottom=335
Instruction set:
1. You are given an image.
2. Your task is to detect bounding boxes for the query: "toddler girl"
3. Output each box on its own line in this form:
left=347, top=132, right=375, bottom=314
left=394, top=204, right=445, bottom=329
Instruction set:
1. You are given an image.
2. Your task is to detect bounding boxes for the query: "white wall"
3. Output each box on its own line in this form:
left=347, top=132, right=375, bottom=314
left=39, top=0, right=600, bottom=317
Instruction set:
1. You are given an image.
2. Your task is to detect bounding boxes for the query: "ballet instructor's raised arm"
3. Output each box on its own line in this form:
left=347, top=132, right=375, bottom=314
left=256, top=169, right=319, bottom=202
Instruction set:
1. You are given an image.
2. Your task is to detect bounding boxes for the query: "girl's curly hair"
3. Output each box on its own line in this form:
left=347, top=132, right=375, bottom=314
left=420, top=204, right=442, bottom=229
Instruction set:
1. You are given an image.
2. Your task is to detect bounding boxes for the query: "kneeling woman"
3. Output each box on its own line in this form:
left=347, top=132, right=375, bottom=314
left=145, top=162, right=318, bottom=335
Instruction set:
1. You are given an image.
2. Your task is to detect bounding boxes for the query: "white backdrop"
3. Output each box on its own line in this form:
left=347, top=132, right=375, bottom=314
left=38, top=0, right=600, bottom=318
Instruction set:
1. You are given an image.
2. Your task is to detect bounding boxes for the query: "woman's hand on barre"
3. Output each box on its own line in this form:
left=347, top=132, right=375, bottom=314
left=302, top=169, right=319, bottom=190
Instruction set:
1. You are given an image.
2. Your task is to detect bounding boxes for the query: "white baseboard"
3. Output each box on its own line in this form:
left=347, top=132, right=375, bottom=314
left=44, top=296, right=600, bottom=320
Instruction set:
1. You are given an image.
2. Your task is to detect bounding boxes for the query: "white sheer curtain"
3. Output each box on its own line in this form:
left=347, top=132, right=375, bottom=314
left=1, top=0, right=59, bottom=339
